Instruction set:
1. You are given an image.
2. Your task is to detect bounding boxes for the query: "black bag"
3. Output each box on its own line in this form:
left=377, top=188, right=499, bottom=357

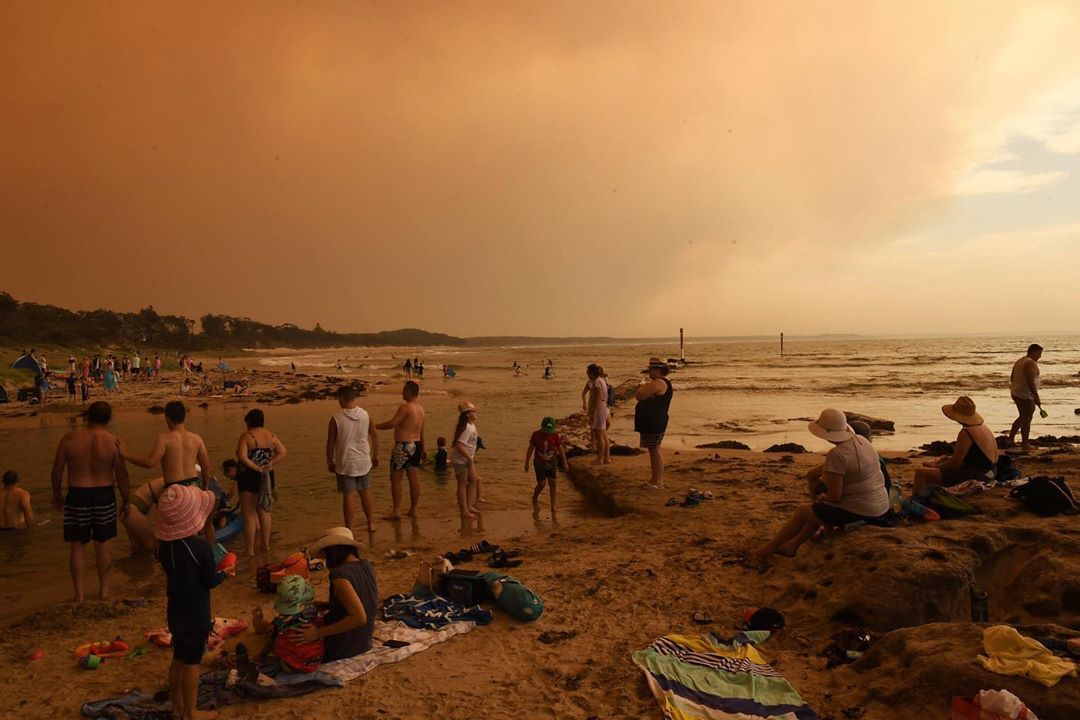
left=1010, top=476, right=1080, bottom=516
left=438, top=569, right=488, bottom=606
left=995, top=454, right=1021, bottom=482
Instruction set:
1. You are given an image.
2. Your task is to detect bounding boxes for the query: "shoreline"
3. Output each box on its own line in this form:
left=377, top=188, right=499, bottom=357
left=3, top=441, right=1078, bottom=718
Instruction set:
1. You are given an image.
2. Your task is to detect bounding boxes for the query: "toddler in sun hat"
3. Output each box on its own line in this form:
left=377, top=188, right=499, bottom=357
left=155, top=483, right=232, bottom=719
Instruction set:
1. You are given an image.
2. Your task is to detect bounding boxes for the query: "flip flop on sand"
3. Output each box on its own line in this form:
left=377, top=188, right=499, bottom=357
left=465, top=541, right=493, bottom=554
left=665, top=497, right=679, bottom=507
left=489, top=550, right=523, bottom=569
left=691, top=611, right=712, bottom=625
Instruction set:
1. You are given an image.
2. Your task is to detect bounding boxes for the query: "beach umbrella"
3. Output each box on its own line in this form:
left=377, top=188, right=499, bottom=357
left=9, top=355, right=43, bottom=375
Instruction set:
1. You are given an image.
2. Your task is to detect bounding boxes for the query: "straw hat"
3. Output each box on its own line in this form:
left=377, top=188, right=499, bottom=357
left=307, top=526, right=364, bottom=557
left=808, top=408, right=855, bottom=443
left=942, top=396, right=983, bottom=426
left=457, top=400, right=477, bottom=414
left=641, top=357, right=670, bottom=374
left=155, top=484, right=216, bottom=541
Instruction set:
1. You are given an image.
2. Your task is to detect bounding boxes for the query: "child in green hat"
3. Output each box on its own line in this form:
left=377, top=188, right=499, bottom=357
left=524, top=417, right=568, bottom=520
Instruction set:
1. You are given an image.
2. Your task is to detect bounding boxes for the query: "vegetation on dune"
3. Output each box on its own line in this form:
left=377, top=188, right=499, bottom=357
left=0, top=291, right=465, bottom=352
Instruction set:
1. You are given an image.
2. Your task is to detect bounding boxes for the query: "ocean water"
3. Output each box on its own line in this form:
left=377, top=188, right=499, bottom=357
left=1, top=334, right=1078, bottom=622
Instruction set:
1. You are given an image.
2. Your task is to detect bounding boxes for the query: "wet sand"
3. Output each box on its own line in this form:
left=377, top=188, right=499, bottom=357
left=3, top=435, right=1079, bottom=719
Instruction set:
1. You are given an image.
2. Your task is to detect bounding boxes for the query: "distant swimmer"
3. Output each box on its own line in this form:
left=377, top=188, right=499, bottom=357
left=1008, top=343, right=1043, bottom=451
left=1, top=470, right=34, bottom=530
left=50, top=401, right=131, bottom=601
left=375, top=381, right=426, bottom=519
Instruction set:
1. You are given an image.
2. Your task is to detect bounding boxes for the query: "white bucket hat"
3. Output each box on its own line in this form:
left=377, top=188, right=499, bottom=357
left=808, top=408, right=855, bottom=443
left=307, top=526, right=364, bottom=557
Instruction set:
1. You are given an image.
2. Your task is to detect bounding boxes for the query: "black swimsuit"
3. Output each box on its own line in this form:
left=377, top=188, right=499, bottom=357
left=238, top=434, right=275, bottom=494
left=940, top=428, right=996, bottom=486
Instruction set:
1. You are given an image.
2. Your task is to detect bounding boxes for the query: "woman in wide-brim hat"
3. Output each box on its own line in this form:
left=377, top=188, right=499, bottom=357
left=635, top=357, right=674, bottom=488
left=913, top=396, right=999, bottom=497
left=290, top=527, right=377, bottom=662
left=751, top=408, right=891, bottom=567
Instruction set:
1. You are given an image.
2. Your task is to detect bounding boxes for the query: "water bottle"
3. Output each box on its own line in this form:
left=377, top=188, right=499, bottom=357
left=970, top=586, right=989, bottom=623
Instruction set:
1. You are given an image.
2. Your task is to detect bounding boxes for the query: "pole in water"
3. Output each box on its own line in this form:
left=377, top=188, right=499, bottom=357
left=679, top=328, right=685, bottom=363
left=780, top=332, right=784, bottom=357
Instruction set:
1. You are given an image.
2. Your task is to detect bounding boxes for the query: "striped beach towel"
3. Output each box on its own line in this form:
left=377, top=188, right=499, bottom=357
left=632, top=631, right=818, bottom=720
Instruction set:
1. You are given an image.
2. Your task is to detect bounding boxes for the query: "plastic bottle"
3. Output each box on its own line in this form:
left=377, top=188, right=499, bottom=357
left=970, top=586, right=989, bottom=622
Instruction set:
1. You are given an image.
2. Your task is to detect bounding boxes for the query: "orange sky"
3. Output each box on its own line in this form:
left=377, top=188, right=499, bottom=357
left=3, top=2, right=1080, bottom=337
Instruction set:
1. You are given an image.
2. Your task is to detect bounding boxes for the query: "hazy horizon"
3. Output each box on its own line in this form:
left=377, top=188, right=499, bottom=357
left=4, top=2, right=1080, bottom=337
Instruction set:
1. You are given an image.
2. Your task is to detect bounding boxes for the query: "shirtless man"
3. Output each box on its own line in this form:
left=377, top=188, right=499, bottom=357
left=375, top=380, right=425, bottom=519
left=50, top=401, right=130, bottom=601
left=1, top=470, right=34, bottom=530
left=120, top=401, right=214, bottom=540
left=1008, top=344, right=1043, bottom=451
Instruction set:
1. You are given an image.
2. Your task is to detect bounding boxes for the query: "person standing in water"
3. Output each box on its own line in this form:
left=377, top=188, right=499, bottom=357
left=635, top=357, right=674, bottom=489
left=375, top=381, right=426, bottom=519
left=236, top=409, right=288, bottom=556
left=450, top=401, right=481, bottom=518
left=120, top=401, right=214, bottom=540
left=326, top=386, right=379, bottom=533
left=1009, top=343, right=1043, bottom=451
left=50, top=401, right=131, bottom=601
left=585, top=364, right=610, bottom=465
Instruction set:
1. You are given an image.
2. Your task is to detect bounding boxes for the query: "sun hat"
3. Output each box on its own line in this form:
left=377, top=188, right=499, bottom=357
left=808, top=408, right=855, bottom=443
left=641, top=357, right=670, bottom=374
left=457, top=400, right=477, bottom=414
left=541, top=416, right=557, bottom=432
left=307, top=526, right=364, bottom=557
left=942, top=396, right=983, bottom=426
left=155, top=484, right=216, bottom=541
left=274, top=575, right=315, bottom=616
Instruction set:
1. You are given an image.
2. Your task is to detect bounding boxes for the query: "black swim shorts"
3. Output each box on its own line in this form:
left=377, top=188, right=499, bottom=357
left=390, top=442, right=422, bottom=471
left=812, top=502, right=888, bottom=528
left=63, top=486, right=117, bottom=544
left=172, top=633, right=207, bottom=665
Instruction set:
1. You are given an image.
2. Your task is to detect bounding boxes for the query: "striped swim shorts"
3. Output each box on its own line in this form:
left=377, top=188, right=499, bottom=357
left=63, top=486, right=117, bottom=544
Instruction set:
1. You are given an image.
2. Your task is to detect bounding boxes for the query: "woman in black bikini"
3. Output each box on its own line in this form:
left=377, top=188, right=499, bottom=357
left=913, top=396, right=998, bottom=497
left=236, top=409, right=288, bottom=556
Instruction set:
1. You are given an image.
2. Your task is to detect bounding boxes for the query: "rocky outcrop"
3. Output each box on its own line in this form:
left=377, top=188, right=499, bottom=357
left=696, top=440, right=752, bottom=450
left=844, top=412, right=895, bottom=433
left=764, top=443, right=808, bottom=454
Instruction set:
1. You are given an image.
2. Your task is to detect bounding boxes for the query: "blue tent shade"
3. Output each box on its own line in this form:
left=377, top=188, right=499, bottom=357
left=9, top=355, right=43, bottom=375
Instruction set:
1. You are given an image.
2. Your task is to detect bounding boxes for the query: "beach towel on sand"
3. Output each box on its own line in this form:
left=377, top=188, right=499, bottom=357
left=978, top=625, right=1077, bottom=688
left=633, top=630, right=818, bottom=720
left=82, top=620, right=481, bottom=717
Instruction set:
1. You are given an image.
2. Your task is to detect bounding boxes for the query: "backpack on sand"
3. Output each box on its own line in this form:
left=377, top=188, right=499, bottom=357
left=1009, top=476, right=1080, bottom=517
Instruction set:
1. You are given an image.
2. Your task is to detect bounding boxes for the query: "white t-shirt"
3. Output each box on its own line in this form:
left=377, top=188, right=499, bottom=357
left=333, top=407, right=372, bottom=477
left=822, top=436, right=889, bottom=517
left=452, top=422, right=478, bottom=462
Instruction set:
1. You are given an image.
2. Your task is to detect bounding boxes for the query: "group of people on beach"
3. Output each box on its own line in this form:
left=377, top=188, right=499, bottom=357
left=26, top=348, right=165, bottom=405
left=751, top=343, right=1048, bottom=567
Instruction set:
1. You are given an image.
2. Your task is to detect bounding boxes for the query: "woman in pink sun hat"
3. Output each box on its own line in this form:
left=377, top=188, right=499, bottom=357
left=155, top=484, right=233, bottom=720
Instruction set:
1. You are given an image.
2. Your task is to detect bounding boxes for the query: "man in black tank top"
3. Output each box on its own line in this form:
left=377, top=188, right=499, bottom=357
left=634, top=357, right=674, bottom=489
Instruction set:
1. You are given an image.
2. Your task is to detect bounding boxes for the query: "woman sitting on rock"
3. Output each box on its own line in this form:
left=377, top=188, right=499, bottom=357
left=752, top=408, right=892, bottom=565
left=912, top=396, right=998, bottom=497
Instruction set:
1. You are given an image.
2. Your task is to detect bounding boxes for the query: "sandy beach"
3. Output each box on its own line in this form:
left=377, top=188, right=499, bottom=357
left=2, top=367, right=1079, bottom=718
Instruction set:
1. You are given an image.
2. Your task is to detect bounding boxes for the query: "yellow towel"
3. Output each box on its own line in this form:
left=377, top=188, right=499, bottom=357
left=978, top=625, right=1078, bottom=688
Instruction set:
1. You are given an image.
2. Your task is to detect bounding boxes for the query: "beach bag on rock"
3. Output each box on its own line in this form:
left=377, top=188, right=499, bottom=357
left=1009, top=476, right=1079, bottom=517
left=481, top=573, right=544, bottom=622
left=439, top=569, right=489, bottom=606
left=925, top=487, right=980, bottom=519
left=273, top=617, right=324, bottom=673
left=257, top=552, right=310, bottom=594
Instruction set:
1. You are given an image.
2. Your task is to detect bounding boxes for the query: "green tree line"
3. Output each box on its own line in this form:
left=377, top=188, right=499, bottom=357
left=0, top=292, right=464, bottom=350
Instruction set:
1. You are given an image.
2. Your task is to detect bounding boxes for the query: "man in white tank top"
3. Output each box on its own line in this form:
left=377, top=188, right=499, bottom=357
left=326, top=386, right=378, bottom=532
left=1008, top=343, right=1043, bottom=451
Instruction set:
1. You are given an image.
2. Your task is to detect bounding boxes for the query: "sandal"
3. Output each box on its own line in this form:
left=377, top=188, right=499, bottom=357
left=489, top=550, right=523, bottom=569
left=665, top=497, right=679, bottom=507
left=691, top=611, right=712, bottom=625
left=467, top=540, right=500, bottom=554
